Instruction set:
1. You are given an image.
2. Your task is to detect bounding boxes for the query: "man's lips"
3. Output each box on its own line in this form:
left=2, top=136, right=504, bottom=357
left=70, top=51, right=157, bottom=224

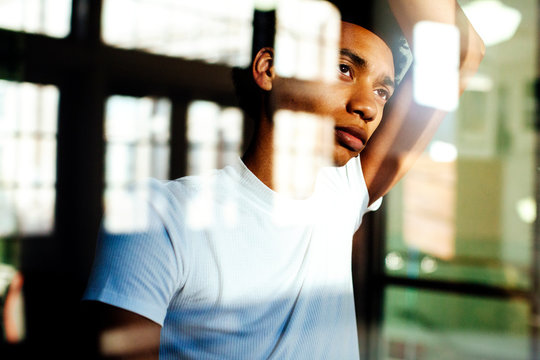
left=335, top=126, right=368, bottom=152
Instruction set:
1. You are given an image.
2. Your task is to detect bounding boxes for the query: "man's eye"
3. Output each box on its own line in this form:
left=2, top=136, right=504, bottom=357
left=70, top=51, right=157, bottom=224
left=338, top=64, right=351, bottom=77
left=374, top=88, right=390, bottom=101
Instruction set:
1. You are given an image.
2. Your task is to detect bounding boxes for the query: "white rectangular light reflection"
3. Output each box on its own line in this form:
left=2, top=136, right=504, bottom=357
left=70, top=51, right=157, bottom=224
left=413, top=21, right=460, bottom=111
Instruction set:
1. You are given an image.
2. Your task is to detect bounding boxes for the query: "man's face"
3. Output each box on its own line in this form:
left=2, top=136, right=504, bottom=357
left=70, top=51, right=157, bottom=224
left=269, top=22, right=395, bottom=166
left=330, top=22, right=395, bottom=166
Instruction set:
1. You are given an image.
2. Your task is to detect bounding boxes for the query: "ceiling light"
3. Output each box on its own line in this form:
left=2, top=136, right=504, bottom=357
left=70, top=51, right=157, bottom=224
left=462, top=0, right=522, bottom=46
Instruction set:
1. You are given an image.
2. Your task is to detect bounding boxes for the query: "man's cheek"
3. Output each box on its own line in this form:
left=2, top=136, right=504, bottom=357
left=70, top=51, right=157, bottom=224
left=271, top=78, right=341, bottom=116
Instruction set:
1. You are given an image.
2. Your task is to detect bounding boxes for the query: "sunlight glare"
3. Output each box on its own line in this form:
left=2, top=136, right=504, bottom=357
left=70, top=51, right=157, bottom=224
left=413, top=21, right=459, bottom=111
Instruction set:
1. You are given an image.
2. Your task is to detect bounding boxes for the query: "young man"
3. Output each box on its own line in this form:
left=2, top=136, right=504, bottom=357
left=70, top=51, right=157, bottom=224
left=82, top=1, right=484, bottom=359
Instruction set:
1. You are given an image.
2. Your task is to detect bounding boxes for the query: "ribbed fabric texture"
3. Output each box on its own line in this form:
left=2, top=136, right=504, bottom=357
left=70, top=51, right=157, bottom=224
left=83, top=157, right=379, bottom=359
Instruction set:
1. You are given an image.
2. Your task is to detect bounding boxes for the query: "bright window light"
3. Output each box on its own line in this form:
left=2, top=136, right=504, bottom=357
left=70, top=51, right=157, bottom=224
left=0, top=81, right=59, bottom=236
left=187, top=101, right=244, bottom=175
left=102, top=0, right=254, bottom=67
left=254, top=0, right=277, bottom=11
left=463, top=0, right=522, bottom=47
left=466, top=73, right=494, bottom=92
left=186, top=100, right=244, bottom=229
left=273, top=110, right=334, bottom=201
left=516, top=197, right=536, bottom=224
left=385, top=251, right=405, bottom=271
left=187, top=101, right=220, bottom=176
left=271, top=0, right=339, bottom=207
left=413, top=21, right=460, bottom=111
left=0, top=0, right=71, bottom=38
left=103, top=95, right=171, bottom=233
left=275, top=0, right=340, bottom=82
left=429, top=141, right=458, bottom=163
left=420, top=256, right=438, bottom=274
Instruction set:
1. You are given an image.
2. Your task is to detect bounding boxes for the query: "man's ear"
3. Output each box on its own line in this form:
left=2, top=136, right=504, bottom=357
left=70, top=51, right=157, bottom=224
left=252, top=48, right=275, bottom=91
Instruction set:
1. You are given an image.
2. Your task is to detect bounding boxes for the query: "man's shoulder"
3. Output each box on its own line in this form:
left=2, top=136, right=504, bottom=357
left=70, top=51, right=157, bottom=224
left=147, top=166, right=240, bottom=212
left=162, top=167, right=233, bottom=197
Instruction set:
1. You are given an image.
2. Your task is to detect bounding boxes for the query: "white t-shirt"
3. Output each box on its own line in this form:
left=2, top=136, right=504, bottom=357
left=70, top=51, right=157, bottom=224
left=83, top=156, right=380, bottom=359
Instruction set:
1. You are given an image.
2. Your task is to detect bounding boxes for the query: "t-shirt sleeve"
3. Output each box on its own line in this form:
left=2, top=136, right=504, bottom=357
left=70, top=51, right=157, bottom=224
left=82, top=198, right=180, bottom=326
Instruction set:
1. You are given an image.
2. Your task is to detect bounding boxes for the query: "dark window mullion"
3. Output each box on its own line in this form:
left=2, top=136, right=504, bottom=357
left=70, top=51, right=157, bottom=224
left=69, top=0, right=103, bottom=44
left=383, top=275, right=530, bottom=301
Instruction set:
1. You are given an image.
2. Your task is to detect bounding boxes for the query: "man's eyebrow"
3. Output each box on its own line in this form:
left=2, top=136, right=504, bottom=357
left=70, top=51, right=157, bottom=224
left=382, top=76, right=395, bottom=90
left=340, top=48, right=395, bottom=90
left=340, top=48, right=365, bottom=68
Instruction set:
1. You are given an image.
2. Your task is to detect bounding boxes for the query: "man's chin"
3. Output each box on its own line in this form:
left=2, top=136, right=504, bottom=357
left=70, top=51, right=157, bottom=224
left=333, top=147, right=359, bottom=167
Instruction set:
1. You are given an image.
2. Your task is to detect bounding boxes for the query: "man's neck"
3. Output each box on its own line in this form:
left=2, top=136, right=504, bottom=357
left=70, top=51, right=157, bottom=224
left=242, top=117, right=275, bottom=191
left=241, top=115, right=320, bottom=199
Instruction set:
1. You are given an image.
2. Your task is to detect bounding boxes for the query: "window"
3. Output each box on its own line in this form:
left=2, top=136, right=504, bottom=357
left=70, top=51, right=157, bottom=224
left=385, top=0, right=533, bottom=290
left=185, top=100, right=243, bottom=229
left=103, top=95, right=171, bottom=233
left=186, top=100, right=243, bottom=176
left=0, top=0, right=72, bottom=38
left=0, top=80, right=58, bottom=236
left=382, top=0, right=536, bottom=358
left=101, top=0, right=253, bottom=67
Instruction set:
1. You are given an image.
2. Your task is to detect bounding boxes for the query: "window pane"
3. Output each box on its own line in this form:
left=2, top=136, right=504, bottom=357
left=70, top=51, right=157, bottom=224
left=0, top=80, right=59, bottom=236
left=101, top=0, right=254, bottom=67
left=103, top=95, right=171, bottom=233
left=384, top=0, right=535, bottom=290
left=186, top=100, right=244, bottom=176
left=0, top=0, right=72, bottom=38
left=184, top=100, right=244, bottom=229
left=382, top=286, right=529, bottom=360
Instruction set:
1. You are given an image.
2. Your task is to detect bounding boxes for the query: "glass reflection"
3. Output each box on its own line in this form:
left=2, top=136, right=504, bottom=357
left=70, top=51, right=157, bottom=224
left=0, top=0, right=71, bottom=38
left=272, top=0, right=339, bottom=202
left=0, top=80, right=58, bottom=236
left=385, top=0, right=535, bottom=291
left=102, top=0, right=254, bottom=67
left=103, top=95, right=171, bottom=233
left=185, top=100, right=243, bottom=229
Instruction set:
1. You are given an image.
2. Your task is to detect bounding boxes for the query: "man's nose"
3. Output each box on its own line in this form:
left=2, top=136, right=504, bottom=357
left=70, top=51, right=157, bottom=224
left=346, top=88, right=377, bottom=122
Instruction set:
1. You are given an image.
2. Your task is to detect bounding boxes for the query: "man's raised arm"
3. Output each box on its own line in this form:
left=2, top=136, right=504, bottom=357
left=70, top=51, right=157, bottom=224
left=361, top=0, right=485, bottom=205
